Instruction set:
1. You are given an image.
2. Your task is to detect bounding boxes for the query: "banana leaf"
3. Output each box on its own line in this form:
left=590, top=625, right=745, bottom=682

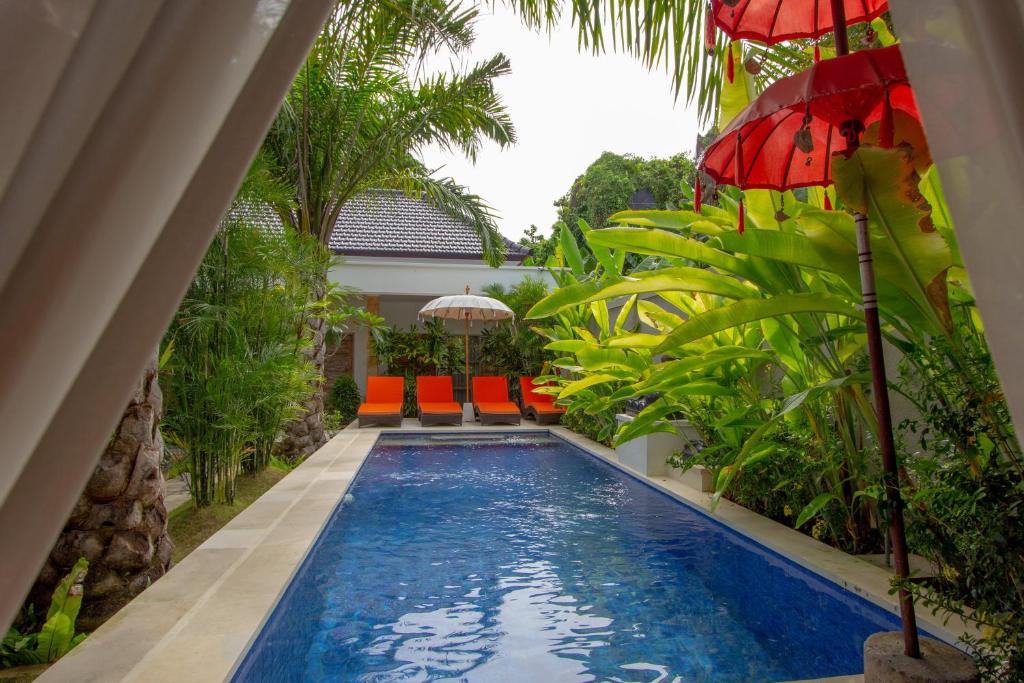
left=656, top=292, right=862, bottom=353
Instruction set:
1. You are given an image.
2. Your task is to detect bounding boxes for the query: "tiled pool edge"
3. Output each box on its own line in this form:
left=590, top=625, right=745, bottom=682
left=38, top=424, right=975, bottom=682
left=37, top=429, right=380, bottom=683
left=549, top=426, right=977, bottom=652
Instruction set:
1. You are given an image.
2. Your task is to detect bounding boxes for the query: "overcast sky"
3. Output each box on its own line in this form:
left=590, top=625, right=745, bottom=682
left=420, top=5, right=702, bottom=243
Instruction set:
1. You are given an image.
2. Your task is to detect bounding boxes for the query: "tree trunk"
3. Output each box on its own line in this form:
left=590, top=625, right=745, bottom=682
left=279, top=298, right=329, bottom=460
left=29, top=354, right=173, bottom=631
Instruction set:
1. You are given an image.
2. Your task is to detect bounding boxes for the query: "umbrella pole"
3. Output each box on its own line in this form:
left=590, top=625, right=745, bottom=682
left=830, top=0, right=920, bottom=659
left=464, top=315, right=470, bottom=405
left=855, top=213, right=921, bottom=659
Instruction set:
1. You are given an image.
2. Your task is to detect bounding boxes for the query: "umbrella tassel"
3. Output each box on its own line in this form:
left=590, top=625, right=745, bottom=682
left=704, top=3, right=716, bottom=54
left=694, top=175, right=703, bottom=212
left=880, top=91, right=895, bottom=148
left=738, top=198, right=746, bottom=235
left=824, top=192, right=833, bottom=210
left=727, top=42, right=735, bottom=83
left=814, top=44, right=821, bottom=63
left=734, top=132, right=745, bottom=185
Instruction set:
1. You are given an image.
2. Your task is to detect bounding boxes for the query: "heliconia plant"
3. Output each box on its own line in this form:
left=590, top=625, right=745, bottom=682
left=525, top=157, right=1015, bottom=551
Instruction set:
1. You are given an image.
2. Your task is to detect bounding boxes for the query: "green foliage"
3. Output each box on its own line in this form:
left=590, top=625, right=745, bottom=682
left=371, top=320, right=464, bottom=416
left=2, top=559, right=89, bottom=667
left=162, top=220, right=349, bottom=505
left=328, top=375, right=361, bottom=425
left=478, top=278, right=551, bottom=396
left=524, top=152, right=698, bottom=266
left=530, top=140, right=1023, bottom=668
left=260, top=0, right=515, bottom=266
left=901, top=461, right=1024, bottom=680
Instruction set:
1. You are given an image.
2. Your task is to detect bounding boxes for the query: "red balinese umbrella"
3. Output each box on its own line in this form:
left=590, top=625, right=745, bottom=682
left=710, top=0, right=888, bottom=44
left=700, top=2, right=924, bottom=659
left=702, top=44, right=916, bottom=198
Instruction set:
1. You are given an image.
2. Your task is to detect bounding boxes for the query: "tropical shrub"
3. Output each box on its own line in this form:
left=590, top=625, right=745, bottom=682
left=2, top=558, right=89, bottom=667
left=522, top=151, right=697, bottom=266
left=478, top=277, right=552, bottom=399
left=526, top=145, right=1024, bottom=668
left=162, top=220, right=340, bottom=505
left=328, top=375, right=361, bottom=426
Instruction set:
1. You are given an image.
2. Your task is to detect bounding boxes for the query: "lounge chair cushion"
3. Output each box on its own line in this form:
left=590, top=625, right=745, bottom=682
left=473, top=376, right=511, bottom=404
left=475, top=401, right=520, bottom=414
left=417, top=376, right=457, bottom=404
left=419, top=401, right=462, bottom=414
left=366, top=376, right=404, bottom=403
left=357, top=403, right=402, bottom=416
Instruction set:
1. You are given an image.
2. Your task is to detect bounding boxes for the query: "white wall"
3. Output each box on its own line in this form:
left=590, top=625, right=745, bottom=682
left=329, top=255, right=555, bottom=298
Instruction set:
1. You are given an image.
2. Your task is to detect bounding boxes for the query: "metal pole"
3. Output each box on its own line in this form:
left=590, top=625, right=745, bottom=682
left=830, top=0, right=850, bottom=56
left=831, top=0, right=920, bottom=659
left=464, top=285, right=471, bottom=405
left=855, top=214, right=921, bottom=659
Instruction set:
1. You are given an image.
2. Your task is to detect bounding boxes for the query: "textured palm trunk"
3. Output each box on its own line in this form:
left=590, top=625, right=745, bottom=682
left=278, top=278, right=329, bottom=460
left=29, top=354, right=173, bottom=630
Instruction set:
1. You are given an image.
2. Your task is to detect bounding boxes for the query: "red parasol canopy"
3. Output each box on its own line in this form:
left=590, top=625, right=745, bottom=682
left=700, top=45, right=918, bottom=193
left=711, top=0, right=888, bottom=44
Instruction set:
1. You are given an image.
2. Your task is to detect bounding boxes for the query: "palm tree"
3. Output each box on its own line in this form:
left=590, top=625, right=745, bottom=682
left=29, top=354, right=173, bottom=630
left=260, top=0, right=518, bottom=457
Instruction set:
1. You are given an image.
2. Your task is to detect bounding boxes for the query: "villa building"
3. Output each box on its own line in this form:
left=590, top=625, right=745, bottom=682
left=234, top=190, right=555, bottom=398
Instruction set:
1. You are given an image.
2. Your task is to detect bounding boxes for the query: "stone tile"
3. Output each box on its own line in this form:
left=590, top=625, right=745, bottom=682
left=39, top=548, right=244, bottom=683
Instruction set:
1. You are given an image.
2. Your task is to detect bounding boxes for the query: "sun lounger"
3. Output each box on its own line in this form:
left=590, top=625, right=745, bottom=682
left=417, top=376, right=463, bottom=426
left=357, top=376, right=404, bottom=427
left=520, top=376, right=565, bottom=425
left=472, top=376, right=521, bottom=426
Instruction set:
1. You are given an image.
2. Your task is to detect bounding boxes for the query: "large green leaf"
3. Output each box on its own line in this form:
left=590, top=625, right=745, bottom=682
left=718, top=41, right=754, bottom=129
left=656, top=292, right=862, bottom=353
left=528, top=267, right=752, bottom=318
left=526, top=280, right=603, bottom=319
left=577, top=344, right=648, bottom=373
left=606, top=333, right=665, bottom=348
left=628, top=346, right=773, bottom=396
left=795, top=492, right=838, bottom=529
left=578, top=218, right=619, bottom=275
left=559, top=222, right=586, bottom=276
left=609, top=209, right=732, bottom=235
left=779, top=372, right=871, bottom=417
left=588, top=227, right=754, bottom=278
left=919, top=166, right=962, bottom=267
left=37, top=557, right=88, bottom=662
left=613, top=398, right=678, bottom=446
left=558, top=373, right=622, bottom=399
left=583, top=267, right=754, bottom=303
left=833, top=146, right=954, bottom=334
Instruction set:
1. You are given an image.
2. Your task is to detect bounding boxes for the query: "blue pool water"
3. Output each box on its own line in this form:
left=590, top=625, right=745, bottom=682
left=234, top=433, right=916, bottom=682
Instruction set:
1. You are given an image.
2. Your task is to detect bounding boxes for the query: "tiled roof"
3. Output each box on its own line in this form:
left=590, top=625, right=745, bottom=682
left=225, top=190, right=528, bottom=263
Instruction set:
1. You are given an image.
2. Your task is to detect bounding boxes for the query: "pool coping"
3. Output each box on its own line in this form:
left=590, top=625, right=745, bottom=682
left=37, top=424, right=975, bottom=682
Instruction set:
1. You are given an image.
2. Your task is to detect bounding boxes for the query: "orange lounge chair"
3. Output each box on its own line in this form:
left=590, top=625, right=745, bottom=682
left=520, top=376, right=565, bottom=425
left=472, top=376, right=521, bottom=426
left=357, top=376, right=404, bottom=427
left=417, top=376, right=462, bottom=426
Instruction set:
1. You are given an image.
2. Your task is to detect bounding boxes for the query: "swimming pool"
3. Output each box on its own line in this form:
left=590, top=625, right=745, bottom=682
left=233, top=432, right=916, bottom=682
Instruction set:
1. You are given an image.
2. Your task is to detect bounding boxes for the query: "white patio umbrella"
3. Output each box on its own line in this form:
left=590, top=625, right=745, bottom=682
left=419, top=285, right=514, bottom=403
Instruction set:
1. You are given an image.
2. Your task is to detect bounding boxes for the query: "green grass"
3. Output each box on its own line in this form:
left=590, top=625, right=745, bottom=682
left=167, top=465, right=289, bottom=563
